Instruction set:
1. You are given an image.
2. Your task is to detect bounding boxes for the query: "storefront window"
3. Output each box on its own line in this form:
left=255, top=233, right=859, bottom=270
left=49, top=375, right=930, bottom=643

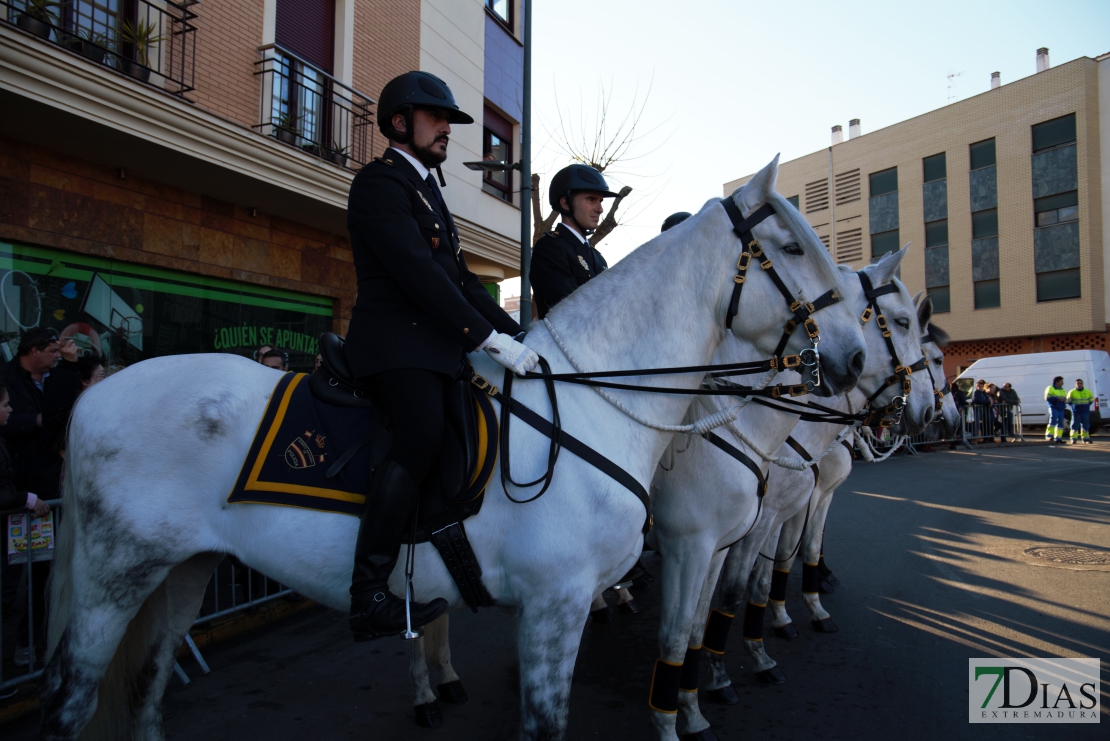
left=0, top=241, right=331, bottom=372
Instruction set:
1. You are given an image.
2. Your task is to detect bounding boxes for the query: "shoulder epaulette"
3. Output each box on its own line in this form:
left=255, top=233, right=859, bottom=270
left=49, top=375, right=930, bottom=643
left=373, top=156, right=395, bottom=167
left=542, top=230, right=559, bottom=239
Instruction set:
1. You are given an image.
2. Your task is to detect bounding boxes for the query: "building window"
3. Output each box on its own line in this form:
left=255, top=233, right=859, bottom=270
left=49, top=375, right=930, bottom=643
left=971, top=208, right=998, bottom=239
left=969, top=138, right=996, bottom=170
left=925, top=219, right=948, bottom=248
left=974, top=280, right=1000, bottom=309
left=1036, top=269, right=1081, bottom=302
left=482, top=105, right=514, bottom=203
left=871, top=229, right=899, bottom=260
left=271, top=0, right=337, bottom=154
left=786, top=195, right=799, bottom=210
left=923, top=153, right=946, bottom=183
left=486, top=0, right=512, bottom=26
left=930, top=286, right=950, bottom=314
left=869, top=168, right=897, bottom=197
left=1034, top=191, right=1078, bottom=227
left=1032, top=113, right=1076, bottom=153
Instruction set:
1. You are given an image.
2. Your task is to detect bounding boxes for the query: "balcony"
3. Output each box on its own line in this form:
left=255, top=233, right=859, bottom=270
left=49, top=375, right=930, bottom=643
left=254, top=44, right=375, bottom=171
left=1, top=0, right=197, bottom=97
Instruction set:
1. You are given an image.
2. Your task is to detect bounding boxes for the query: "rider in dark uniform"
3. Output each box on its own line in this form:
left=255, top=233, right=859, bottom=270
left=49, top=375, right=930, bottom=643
left=529, top=165, right=620, bottom=319
left=344, top=71, right=538, bottom=641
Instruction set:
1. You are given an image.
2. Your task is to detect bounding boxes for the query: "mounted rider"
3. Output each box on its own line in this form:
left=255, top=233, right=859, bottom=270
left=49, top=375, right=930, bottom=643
left=344, top=71, right=538, bottom=641
left=529, top=164, right=620, bottom=319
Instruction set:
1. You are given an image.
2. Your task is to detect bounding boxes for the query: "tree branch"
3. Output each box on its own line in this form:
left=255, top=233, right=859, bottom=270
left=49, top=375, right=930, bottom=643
left=530, top=173, right=559, bottom=245
left=590, top=185, right=633, bottom=246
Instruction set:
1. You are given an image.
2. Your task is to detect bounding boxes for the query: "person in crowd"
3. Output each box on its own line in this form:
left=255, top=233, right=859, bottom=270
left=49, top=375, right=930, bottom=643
left=260, top=349, right=288, bottom=371
left=1067, top=378, right=1094, bottom=445
left=253, top=344, right=273, bottom=362
left=997, top=382, right=1020, bottom=441
left=1045, top=375, right=1068, bottom=444
left=343, top=71, right=531, bottom=641
left=661, top=212, right=692, bottom=232
left=314, top=353, right=323, bottom=372
left=529, top=164, right=620, bottom=319
left=952, top=379, right=968, bottom=412
left=971, top=379, right=995, bottom=443
left=77, top=351, right=106, bottom=389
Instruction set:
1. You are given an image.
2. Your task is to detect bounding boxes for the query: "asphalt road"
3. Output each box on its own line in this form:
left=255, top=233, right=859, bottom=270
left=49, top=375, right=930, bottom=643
left=7, top=441, right=1109, bottom=740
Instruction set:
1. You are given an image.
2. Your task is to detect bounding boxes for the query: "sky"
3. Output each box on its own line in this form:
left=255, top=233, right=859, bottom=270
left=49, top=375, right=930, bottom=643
left=499, top=0, right=1110, bottom=298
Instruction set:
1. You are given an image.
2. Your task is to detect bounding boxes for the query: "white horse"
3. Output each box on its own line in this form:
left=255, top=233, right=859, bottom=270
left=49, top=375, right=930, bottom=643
left=41, top=156, right=868, bottom=741
left=645, top=247, right=933, bottom=741
left=703, top=294, right=961, bottom=696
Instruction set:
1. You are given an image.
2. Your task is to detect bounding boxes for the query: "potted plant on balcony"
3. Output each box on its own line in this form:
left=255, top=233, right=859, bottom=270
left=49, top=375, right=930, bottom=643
left=273, top=113, right=301, bottom=145
left=64, top=28, right=109, bottom=65
left=120, top=17, right=163, bottom=83
left=15, top=0, right=60, bottom=39
left=327, top=143, right=348, bottom=168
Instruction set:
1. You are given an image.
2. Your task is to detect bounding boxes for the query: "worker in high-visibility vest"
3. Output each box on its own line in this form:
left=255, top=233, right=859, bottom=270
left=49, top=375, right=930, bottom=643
left=1067, top=378, right=1094, bottom=444
left=1045, top=376, right=1068, bottom=444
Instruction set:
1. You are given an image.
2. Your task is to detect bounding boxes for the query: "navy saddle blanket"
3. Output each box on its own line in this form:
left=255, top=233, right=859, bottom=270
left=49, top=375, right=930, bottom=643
left=227, top=373, right=382, bottom=516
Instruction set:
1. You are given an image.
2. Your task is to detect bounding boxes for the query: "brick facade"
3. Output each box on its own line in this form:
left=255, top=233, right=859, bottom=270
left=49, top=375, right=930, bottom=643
left=189, top=0, right=268, bottom=129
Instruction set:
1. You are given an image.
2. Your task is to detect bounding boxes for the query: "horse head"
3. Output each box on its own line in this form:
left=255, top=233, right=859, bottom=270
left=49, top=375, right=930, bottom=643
left=915, top=292, right=960, bottom=437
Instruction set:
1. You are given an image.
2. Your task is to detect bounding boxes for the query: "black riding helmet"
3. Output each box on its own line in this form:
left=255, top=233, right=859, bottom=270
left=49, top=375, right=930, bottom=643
left=548, top=164, right=620, bottom=214
left=377, top=71, right=474, bottom=143
left=661, top=212, right=692, bottom=232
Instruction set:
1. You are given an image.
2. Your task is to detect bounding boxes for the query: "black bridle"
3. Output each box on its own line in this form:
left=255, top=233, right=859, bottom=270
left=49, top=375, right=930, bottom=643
left=920, top=335, right=951, bottom=414
left=856, top=272, right=927, bottom=428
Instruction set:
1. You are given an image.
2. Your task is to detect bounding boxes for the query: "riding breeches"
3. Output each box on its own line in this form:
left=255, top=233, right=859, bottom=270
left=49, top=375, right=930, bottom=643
left=1070, top=406, right=1091, bottom=439
left=1047, top=405, right=1066, bottom=439
left=363, top=368, right=447, bottom=486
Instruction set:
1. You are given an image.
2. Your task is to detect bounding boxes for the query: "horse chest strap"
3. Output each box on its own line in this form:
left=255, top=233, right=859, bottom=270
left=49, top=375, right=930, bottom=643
left=702, top=431, right=767, bottom=497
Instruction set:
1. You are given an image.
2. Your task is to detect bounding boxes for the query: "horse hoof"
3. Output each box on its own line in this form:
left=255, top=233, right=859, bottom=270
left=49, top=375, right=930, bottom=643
left=811, top=617, right=838, bottom=633
left=819, top=580, right=835, bottom=594
left=618, top=600, right=640, bottom=615
left=705, top=685, right=739, bottom=705
left=437, top=680, right=468, bottom=704
left=414, top=701, right=442, bottom=728
left=590, top=606, right=613, bottom=624
left=773, top=623, right=799, bottom=640
left=755, top=666, right=786, bottom=684
left=824, top=573, right=840, bottom=586
left=681, top=728, right=719, bottom=741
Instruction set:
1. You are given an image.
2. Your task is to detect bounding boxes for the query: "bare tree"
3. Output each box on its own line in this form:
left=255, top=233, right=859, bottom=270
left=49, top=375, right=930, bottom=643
left=531, top=78, right=670, bottom=248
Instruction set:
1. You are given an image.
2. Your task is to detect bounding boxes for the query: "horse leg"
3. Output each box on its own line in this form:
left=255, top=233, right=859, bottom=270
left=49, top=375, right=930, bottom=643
left=676, top=550, right=726, bottom=740
left=801, top=494, right=838, bottom=632
left=409, top=632, right=442, bottom=728
left=589, top=592, right=612, bottom=624
left=767, top=514, right=804, bottom=639
left=740, top=530, right=786, bottom=684
left=650, top=545, right=717, bottom=741
left=517, top=592, right=592, bottom=741
left=426, top=613, right=468, bottom=703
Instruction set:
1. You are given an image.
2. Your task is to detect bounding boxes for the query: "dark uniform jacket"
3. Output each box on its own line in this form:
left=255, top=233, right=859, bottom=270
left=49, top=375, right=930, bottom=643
left=529, top=223, right=608, bottom=319
left=0, top=358, right=81, bottom=499
left=0, top=438, right=28, bottom=511
left=344, top=148, right=520, bottom=379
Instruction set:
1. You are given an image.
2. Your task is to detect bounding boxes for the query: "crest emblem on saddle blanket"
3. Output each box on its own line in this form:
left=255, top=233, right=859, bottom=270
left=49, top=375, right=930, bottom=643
left=285, top=430, right=326, bottom=469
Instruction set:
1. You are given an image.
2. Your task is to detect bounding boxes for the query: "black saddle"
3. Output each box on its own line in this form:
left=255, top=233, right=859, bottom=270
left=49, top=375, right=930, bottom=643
left=310, top=333, right=497, bottom=610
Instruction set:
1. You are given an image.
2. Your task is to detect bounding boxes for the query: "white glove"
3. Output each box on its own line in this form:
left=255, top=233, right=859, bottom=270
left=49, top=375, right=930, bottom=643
left=483, top=332, right=539, bottom=374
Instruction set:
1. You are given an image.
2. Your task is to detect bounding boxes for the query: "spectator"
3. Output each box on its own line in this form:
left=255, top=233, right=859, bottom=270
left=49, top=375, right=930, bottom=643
left=260, top=349, right=288, bottom=371
left=986, top=383, right=1002, bottom=441
left=1067, top=378, right=1094, bottom=445
left=952, top=380, right=968, bottom=412
left=970, top=379, right=994, bottom=442
left=997, top=382, right=1021, bottom=441
left=314, top=352, right=323, bottom=372
left=1045, top=376, right=1068, bottom=444
left=253, top=344, right=273, bottom=362
left=77, top=351, right=106, bottom=389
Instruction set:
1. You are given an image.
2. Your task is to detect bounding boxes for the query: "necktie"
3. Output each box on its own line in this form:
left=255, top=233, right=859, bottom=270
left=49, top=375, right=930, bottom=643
left=425, top=174, right=447, bottom=214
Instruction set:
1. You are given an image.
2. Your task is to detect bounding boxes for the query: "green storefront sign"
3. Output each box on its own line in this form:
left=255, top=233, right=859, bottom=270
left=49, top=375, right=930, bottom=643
left=0, top=242, right=332, bottom=372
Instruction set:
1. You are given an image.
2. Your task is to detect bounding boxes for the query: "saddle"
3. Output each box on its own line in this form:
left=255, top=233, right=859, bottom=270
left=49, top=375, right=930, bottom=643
left=309, top=332, right=498, bottom=610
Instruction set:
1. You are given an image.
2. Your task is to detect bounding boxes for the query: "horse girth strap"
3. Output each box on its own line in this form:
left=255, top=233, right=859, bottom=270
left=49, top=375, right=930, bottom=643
left=702, top=430, right=767, bottom=498
left=784, top=435, right=819, bottom=486
left=485, top=372, right=652, bottom=534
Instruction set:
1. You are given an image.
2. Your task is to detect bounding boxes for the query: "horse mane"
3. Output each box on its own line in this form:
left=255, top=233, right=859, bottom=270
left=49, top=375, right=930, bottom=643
left=926, top=322, right=951, bottom=348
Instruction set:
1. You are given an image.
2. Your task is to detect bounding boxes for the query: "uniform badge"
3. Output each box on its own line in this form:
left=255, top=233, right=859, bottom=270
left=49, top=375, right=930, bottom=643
left=285, top=437, right=317, bottom=468
left=577, top=255, right=591, bottom=272
left=431, top=237, right=440, bottom=249
left=314, top=434, right=326, bottom=449
left=416, top=190, right=434, bottom=212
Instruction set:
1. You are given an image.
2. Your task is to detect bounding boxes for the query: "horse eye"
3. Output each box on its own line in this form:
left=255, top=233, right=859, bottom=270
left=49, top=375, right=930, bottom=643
left=782, top=242, right=803, bottom=256
left=895, top=317, right=910, bottom=329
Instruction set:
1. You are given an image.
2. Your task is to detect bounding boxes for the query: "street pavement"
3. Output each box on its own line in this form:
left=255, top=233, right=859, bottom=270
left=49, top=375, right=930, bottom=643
left=6, top=441, right=1108, bottom=739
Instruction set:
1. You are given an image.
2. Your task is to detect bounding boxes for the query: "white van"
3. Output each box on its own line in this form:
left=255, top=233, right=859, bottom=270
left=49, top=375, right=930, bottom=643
left=954, top=350, right=1110, bottom=430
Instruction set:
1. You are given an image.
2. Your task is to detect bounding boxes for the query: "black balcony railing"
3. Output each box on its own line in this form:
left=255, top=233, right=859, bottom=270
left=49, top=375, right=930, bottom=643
left=254, top=44, right=375, bottom=171
left=2, top=0, right=197, bottom=96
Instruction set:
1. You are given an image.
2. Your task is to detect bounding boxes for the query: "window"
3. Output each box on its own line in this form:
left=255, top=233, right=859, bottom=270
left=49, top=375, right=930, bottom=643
left=923, top=153, right=946, bottom=183
left=969, top=138, right=996, bottom=170
left=869, top=168, right=898, bottom=197
left=786, top=195, right=800, bottom=210
left=486, top=0, right=512, bottom=26
left=871, top=229, right=899, bottom=259
left=1037, top=269, right=1081, bottom=302
left=1032, top=113, right=1076, bottom=153
left=974, top=280, right=1000, bottom=309
left=972, top=209, right=998, bottom=239
left=482, top=105, right=514, bottom=203
left=1034, top=191, right=1079, bottom=227
left=930, top=286, right=950, bottom=314
left=925, top=219, right=948, bottom=248
left=271, top=0, right=337, bottom=153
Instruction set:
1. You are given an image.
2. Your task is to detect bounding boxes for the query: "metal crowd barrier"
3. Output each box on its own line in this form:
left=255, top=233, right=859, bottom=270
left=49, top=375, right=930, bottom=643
left=1, top=500, right=296, bottom=695
left=903, top=403, right=1024, bottom=453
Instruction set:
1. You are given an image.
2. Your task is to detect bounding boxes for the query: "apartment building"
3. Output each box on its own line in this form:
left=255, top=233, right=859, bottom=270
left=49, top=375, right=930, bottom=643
left=0, top=0, right=523, bottom=371
left=724, top=50, right=1109, bottom=378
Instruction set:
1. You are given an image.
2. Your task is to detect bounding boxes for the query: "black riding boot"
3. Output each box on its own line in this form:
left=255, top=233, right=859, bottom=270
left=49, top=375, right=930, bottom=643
left=349, top=461, right=448, bottom=641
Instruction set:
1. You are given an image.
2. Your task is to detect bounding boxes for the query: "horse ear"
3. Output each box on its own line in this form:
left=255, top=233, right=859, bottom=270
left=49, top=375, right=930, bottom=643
left=735, top=155, right=780, bottom=212
left=918, top=292, right=935, bottom=329
left=912, top=290, right=925, bottom=308
left=867, top=243, right=909, bottom=285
